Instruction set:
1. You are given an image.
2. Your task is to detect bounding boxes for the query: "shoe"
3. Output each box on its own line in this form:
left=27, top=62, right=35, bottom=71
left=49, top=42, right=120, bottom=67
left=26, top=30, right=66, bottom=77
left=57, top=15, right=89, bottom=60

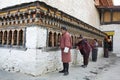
left=64, top=72, right=69, bottom=76
left=81, top=65, right=87, bottom=68
left=59, top=70, right=65, bottom=73
left=81, top=65, right=84, bottom=67
left=92, top=60, right=97, bottom=62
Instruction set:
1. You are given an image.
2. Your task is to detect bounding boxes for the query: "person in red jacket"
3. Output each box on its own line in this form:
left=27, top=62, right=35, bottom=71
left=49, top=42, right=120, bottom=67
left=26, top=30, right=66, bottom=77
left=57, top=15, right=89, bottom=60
left=59, top=26, right=72, bottom=76
left=76, top=35, right=91, bottom=68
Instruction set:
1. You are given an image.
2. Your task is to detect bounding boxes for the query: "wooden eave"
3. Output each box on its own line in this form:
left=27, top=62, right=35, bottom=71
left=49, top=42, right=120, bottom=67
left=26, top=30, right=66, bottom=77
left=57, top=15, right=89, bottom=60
left=95, top=0, right=113, bottom=7
left=0, top=1, right=106, bottom=37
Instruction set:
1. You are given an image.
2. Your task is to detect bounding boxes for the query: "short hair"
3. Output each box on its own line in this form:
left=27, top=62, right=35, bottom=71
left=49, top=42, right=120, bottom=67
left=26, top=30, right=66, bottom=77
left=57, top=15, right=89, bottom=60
left=94, top=39, right=97, bottom=41
left=78, top=35, right=83, bottom=39
left=61, top=26, right=67, bottom=31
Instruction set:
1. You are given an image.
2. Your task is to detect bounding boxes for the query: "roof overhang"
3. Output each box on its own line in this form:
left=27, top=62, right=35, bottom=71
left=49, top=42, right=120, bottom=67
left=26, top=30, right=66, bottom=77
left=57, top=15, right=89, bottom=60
left=95, top=0, right=113, bottom=7
left=104, top=31, right=115, bottom=35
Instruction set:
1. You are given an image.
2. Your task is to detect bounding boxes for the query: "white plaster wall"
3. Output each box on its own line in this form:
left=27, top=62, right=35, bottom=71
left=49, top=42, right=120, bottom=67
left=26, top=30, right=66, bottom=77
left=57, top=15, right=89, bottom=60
left=0, top=48, right=37, bottom=75
left=35, top=49, right=83, bottom=76
left=26, top=27, right=37, bottom=48
left=35, top=50, right=61, bottom=75
left=100, top=24, right=120, bottom=54
left=36, top=27, right=47, bottom=48
left=0, top=47, right=103, bottom=76
left=0, top=0, right=100, bottom=28
left=26, top=26, right=47, bottom=48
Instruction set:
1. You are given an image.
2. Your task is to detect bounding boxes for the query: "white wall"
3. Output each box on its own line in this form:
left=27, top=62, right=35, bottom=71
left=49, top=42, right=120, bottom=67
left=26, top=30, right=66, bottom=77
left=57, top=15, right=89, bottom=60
left=0, top=48, right=37, bottom=75
left=100, top=24, right=120, bottom=54
left=26, top=27, right=37, bottom=48
left=0, top=47, right=83, bottom=76
left=36, top=27, right=47, bottom=48
left=26, top=26, right=47, bottom=48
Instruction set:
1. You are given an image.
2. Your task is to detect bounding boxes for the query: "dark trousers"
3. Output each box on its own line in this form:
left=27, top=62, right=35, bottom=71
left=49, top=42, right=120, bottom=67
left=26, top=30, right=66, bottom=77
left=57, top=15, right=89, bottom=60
left=83, top=53, right=90, bottom=65
left=62, top=63, right=69, bottom=72
left=104, top=48, right=109, bottom=58
left=92, top=49, right=98, bottom=61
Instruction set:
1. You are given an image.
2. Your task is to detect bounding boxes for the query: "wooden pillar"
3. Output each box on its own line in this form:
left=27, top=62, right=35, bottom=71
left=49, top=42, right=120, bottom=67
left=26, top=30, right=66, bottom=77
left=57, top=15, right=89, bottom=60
left=17, top=29, right=19, bottom=45
left=11, top=30, right=14, bottom=45
left=110, top=9, right=113, bottom=22
left=7, top=30, right=9, bottom=45
left=52, top=32, right=54, bottom=47
left=101, top=9, right=104, bottom=24
left=22, top=29, right=25, bottom=46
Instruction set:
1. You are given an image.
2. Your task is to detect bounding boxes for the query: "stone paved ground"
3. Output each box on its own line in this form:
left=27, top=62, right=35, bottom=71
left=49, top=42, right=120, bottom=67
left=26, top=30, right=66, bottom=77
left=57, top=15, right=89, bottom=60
left=0, top=53, right=118, bottom=80
left=95, top=56, right=120, bottom=80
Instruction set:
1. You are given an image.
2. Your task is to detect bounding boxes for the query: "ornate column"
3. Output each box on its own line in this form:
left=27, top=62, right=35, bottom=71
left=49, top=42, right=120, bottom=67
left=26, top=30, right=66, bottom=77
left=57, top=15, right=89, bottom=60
left=17, top=29, right=19, bottom=45
left=52, top=32, right=54, bottom=47
left=7, top=30, right=9, bottom=45
left=22, top=29, right=25, bottom=46
left=11, top=30, right=14, bottom=45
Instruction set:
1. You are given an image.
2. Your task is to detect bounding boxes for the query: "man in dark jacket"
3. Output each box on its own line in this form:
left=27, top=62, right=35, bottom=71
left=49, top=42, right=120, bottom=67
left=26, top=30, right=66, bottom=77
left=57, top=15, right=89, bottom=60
left=76, top=35, right=91, bottom=68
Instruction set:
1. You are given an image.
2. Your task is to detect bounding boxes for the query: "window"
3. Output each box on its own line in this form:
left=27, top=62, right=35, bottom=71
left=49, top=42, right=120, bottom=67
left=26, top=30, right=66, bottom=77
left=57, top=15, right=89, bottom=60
left=54, top=32, right=57, bottom=46
left=13, top=30, right=17, bottom=45
left=19, top=30, right=23, bottom=45
left=58, top=33, right=61, bottom=46
left=4, top=31, right=7, bottom=45
left=48, top=32, right=52, bottom=47
left=104, top=11, right=111, bottom=22
left=8, top=30, right=12, bottom=45
left=0, top=31, right=3, bottom=44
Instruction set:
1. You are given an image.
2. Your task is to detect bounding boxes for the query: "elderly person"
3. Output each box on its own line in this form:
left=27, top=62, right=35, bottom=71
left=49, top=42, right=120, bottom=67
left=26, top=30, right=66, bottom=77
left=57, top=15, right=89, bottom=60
left=104, top=36, right=109, bottom=58
left=76, top=35, right=91, bottom=68
left=91, top=39, right=98, bottom=62
left=59, top=26, right=72, bottom=76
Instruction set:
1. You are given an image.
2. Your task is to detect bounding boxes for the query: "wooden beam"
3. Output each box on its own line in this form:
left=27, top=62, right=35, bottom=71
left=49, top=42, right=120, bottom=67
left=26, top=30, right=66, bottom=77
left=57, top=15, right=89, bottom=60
left=100, top=0, right=113, bottom=6
left=106, top=0, right=113, bottom=6
left=106, top=0, right=110, bottom=6
left=99, top=0, right=106, bottom=6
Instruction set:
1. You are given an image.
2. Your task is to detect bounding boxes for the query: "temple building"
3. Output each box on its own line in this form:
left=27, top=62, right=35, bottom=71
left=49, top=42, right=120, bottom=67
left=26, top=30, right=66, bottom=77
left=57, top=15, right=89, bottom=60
left=0, top=0, right=119, bottom=76
left=95, top=0, right=120, bottom=54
